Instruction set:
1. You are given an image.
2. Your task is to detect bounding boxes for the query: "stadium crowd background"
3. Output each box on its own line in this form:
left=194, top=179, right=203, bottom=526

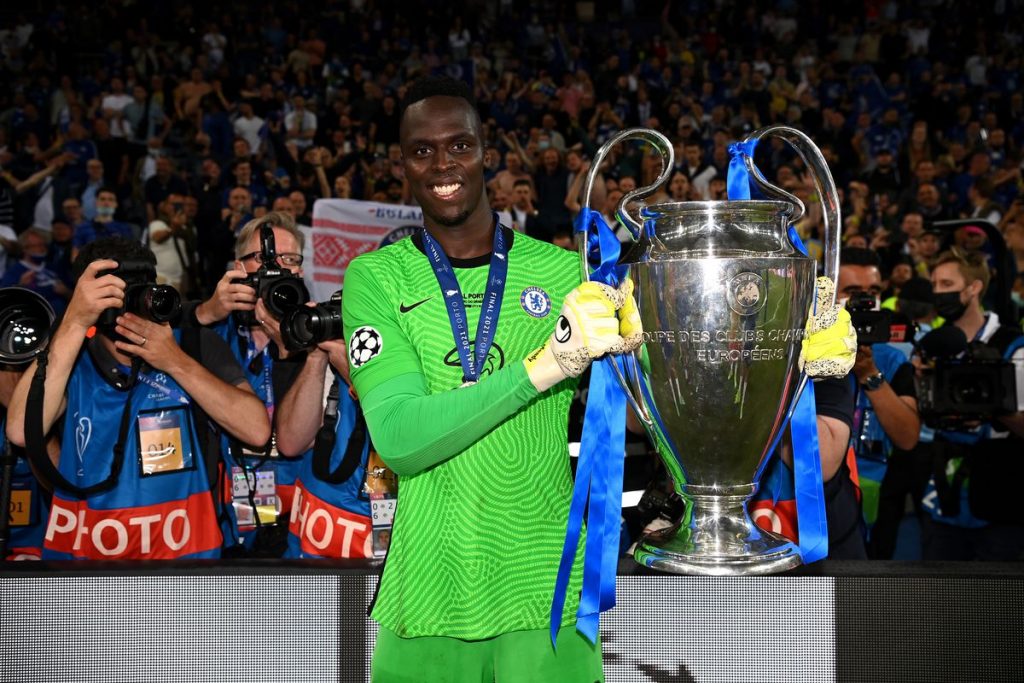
left=0, top=0, right=1022, bottom=561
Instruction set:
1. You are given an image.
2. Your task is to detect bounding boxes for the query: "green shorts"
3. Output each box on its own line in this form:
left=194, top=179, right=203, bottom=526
left=371, top=623, right=604, bottom=683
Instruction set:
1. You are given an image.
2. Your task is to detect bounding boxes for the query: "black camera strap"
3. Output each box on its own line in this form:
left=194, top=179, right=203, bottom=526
left=25, top=344, right=133, bottom=497
left=311, top=378, right=367, bottom=484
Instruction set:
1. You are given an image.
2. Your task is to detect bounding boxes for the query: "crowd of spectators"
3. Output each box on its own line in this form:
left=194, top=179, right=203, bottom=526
left=1, top=0, right=1023, bottom=561
left=0, top=0, right=1021, bottom=309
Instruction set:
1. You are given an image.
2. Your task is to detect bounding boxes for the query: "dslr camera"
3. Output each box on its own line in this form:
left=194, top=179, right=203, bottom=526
left=280, top=290, right=342, bottom=352
left=846, top=292, right=915, bottom=345
left=233, top=223, right=309, bottom=326
left=916, top=327, right=1019, bottom=429
left=97, top=261, right=182, bottom=327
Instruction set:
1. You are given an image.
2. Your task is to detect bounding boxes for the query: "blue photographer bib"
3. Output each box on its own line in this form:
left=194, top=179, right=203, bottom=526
left=285, top=371, right=374, bottom=559
left=43, top=333, right=222, bottom=560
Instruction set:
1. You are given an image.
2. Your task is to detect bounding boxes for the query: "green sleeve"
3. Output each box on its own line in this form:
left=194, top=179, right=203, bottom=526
left=342, top=255, right=424, bottom=395
left=360, top=364, right=540, bottom=477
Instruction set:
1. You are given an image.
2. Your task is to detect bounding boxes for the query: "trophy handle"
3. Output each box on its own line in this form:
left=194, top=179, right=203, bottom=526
left=579, top=128, right=675, bottom=245
left=576, top=128, right=670, bottom=428
left=741, top=125, right=841, bottom=298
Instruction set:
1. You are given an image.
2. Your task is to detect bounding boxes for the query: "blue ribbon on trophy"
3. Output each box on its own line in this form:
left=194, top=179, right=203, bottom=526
left=727, top=140, right=829, bottom=563
left=549, top=206, right=628, bottom=646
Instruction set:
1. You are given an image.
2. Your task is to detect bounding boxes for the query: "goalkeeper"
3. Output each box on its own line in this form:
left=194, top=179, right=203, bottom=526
left=343, top=76, right=855, bottom=683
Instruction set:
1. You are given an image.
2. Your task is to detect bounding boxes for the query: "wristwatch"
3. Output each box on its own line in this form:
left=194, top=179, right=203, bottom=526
left=861, top=372, right=886, bottom=391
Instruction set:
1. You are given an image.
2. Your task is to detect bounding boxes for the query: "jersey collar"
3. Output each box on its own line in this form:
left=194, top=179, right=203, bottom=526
left=412, top=215, right=515, bottom=268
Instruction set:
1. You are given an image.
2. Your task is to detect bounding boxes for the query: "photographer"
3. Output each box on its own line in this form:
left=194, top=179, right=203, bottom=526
left=918, top=248, right=1024, bottom=560
left=836, top=248, right=921, bottom=555
left=4, top=237, right=270, bottom=560
left=275, top=312, right=382, bottom=559
left=190, top=212, right=310, bottom=555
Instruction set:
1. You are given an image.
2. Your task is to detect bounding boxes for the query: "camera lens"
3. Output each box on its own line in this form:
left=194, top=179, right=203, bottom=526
left=264, top=277, right=309, bottom=319
left=0, top=287, right=56, bottom=364
left=952, top=376, right=993, bottom=404
left=144, top=285, right=182, bottom=322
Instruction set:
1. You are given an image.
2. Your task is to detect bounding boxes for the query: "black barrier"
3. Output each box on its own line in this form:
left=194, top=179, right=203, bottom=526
left=1, top=561, right=1022, bottom=682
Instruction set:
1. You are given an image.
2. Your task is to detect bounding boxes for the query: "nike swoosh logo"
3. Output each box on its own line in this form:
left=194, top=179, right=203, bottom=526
left=399, top=297, right=433, bottom=314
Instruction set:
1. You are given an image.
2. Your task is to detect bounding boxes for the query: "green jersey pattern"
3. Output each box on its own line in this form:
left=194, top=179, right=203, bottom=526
left=343, top=228, right=585, bottom=639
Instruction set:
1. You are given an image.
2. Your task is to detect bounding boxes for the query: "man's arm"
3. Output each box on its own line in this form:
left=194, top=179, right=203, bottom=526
left=275, top=347, right=331, bottom=455
left=855, top=349, right=921, bottom=450
left=7, top=260, right=126, bottom=446
left=347, top=258, right=631, bottom=476
left=817, top=414, right=851, bottom=481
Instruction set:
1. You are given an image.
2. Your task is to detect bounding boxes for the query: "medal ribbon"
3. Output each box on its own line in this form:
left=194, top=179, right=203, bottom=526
left=421, top=226, right=508, bottom=383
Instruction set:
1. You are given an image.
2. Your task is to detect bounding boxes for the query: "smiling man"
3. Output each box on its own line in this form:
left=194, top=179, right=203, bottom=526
left=342, top=76, right=633, bottom=682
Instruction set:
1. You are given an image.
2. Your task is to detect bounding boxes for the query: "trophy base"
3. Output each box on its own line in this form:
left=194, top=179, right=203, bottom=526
left=633, top=494, right=803, bottom=576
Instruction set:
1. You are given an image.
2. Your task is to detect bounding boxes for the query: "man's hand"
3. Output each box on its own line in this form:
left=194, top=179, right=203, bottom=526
left=800, top=276, right=857, bottom=378
left=852, top=345, right=879, bottom=384
left=254, top=298, right=287, bottom=352
left=113, top=313, right=187, bottom=374
left=64, top=259, right=125, bottom=329
left=524, top=281, right=634, bottom=392
left=195, top=269, right=257, bottom=324
left=318, top=339, right=349, bottom=378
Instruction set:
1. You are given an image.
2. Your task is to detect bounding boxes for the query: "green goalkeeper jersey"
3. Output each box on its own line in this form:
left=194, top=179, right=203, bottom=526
left=343, top=227, right=584, bottom=640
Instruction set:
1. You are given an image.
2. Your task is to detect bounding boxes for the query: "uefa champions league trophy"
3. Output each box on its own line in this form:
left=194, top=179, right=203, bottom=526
left=579, top=126, right=840, bottom=575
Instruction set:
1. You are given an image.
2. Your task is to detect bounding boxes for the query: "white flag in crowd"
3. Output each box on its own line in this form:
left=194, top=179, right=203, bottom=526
left=303, top=199, right=422, bottom=301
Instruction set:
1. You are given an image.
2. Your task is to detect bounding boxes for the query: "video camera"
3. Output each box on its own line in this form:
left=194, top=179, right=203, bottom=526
left=233, top=223, right=309, bottom=326
left=915, top=326, right=1019, bottom=429
left=97, top=261, right=182, bottom=327
left=280, top=289, right=343, bottom=353
left=846, top=292, right=915, bottom=345
left=0, top=287, right=55, bottom=364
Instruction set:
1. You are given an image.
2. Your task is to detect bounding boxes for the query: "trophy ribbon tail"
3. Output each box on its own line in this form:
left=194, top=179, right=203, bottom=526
left=791, top=382, right=829, bottom=562
left=549, top=208, right=629, bottom=647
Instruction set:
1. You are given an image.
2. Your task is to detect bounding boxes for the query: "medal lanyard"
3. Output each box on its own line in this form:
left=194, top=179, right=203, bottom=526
left=422, top=226, right=508, bottom=383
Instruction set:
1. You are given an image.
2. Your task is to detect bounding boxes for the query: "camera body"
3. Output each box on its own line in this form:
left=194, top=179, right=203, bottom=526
left=233, top=223, right=309, bottom=326
left=97, top=260, right=182, bottom=327
left=280, top=290, right=343, bottom=352
left=846, top=292, right=914, bottom=345
left=917, top=359, right=1018, bottom=429
left=916, top=330, right=1019, bottom=429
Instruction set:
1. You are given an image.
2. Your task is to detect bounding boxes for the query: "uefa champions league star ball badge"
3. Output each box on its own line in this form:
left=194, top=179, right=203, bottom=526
left=349, top=326, right=383, bottom=367
left=520, top=287, right=551, bottom=318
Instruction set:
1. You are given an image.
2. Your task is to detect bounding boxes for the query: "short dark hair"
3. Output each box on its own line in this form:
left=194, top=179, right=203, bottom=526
left=513, top=178, right=532, bottom=189
left=73, top=237, right=156, bottom=283
left=400, top=75, right=476, bottom=118
left=97, top=186, right=117, bottom=199
left=839, top=247, right=881, bottom=268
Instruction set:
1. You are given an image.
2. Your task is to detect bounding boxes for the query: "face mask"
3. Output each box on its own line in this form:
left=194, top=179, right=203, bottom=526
left=934, top=290, right=968, bottom=321
left=97, top=206, right=115, bottom=219
left=1012, top=292, right=1024, bottom=308
left=27, top=252, right=46, bottom=264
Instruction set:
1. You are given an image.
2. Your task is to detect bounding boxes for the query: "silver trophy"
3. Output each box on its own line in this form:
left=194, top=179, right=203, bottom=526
left=580, top=126, right=839, bottom=575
